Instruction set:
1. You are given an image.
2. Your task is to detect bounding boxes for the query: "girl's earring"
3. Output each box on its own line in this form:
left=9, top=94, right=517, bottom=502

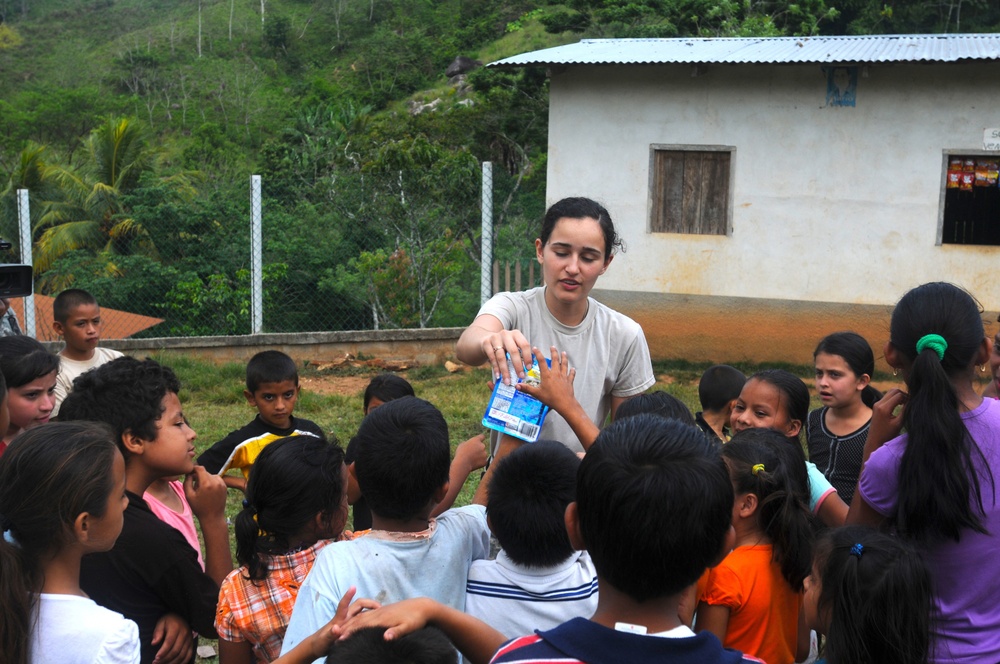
left=981, top=364, right=988, bottom=373
left=892, top=367, right=898, bottom=377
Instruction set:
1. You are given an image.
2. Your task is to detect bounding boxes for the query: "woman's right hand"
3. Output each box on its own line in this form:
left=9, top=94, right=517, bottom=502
left=480, top=328, right=533, bottom=385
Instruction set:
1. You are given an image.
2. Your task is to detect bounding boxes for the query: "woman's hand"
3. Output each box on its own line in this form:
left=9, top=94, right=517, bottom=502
left=481, top=328, right=533, bottom=386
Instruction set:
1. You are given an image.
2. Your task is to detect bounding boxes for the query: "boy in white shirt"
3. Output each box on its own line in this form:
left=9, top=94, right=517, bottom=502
left=52, top=288, right=123, bottom=417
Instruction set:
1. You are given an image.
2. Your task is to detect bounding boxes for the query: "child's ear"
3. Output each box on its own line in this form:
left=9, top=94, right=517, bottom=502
left=120, top=430, right=145, bottom=456
left=346, top=462, right=362, bottom=505
left=564, top=502, right=586, bottom=551
left=976, top=336, right=991, bottom=367
left=73, top=511, right=92, bottom=544
left=431, top=481, right=449, bottom=505
left=785, top=419, right=802, bottom=438
left=736, top=492, right=759, bottom=519
left=725, top=397, right=739, bottom=414
left=884, top=341, right=902, bottom=371
left=857, top=373, right=872, bottom=390
left=52, top=321, right=64, bottom=337
left=243, top=389, right=256, bottom=406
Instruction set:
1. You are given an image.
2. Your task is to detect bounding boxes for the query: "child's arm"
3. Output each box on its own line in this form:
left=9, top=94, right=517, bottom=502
left=694, top=602, right=730, bottom=644
left=430, top=434, right=488, bottom=518
left=847, top=388, right=907, bottom=527
left=222, top=475, right=247, bottom=492
left=516, top=347, right=601, bottom=450
left=273, top=588, right=380, bottom=664
left=218, top=639, right=253, bottom=664
left=472, top=433, right=522, bottom=506
left=335, top=597, right=507, bottom=664
left=185, top=465, right=234, bottom=585
left=816, top=493, right=848, bottom=528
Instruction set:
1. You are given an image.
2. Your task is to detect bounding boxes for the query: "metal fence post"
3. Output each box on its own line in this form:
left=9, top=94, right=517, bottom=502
left=480, top=161, right=493, bottom=306
left=16, top=189, right=35, bottom=338
left=250, top=175, right=263, bottom=334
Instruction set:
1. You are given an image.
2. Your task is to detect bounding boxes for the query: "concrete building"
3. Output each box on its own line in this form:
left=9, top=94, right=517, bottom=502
left=490, top=35, right=1000, bottom=366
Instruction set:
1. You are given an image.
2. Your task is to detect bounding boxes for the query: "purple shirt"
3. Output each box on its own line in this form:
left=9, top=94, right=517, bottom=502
left=859, top=398, right=1000, bottom=663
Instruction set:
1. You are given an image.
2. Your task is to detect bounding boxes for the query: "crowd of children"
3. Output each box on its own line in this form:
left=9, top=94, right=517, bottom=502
left=2, top=200, right=1000, bottom=664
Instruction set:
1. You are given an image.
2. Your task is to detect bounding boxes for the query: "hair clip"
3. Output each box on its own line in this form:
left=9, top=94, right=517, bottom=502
left=751, top=463, right=765, bottom=476
left=850, top=542, right=864, bottom=558
left=242, top=498, right=250, bottom=509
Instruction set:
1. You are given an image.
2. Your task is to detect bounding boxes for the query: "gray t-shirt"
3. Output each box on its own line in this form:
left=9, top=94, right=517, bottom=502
left=478, top=286, right=655, bottom=453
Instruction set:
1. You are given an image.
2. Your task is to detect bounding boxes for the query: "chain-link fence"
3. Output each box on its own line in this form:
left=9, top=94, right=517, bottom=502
left=7, top=163, right=544, bottom=340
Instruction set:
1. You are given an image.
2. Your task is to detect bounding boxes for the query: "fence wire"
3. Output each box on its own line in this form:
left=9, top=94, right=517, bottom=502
left=6, top=164, right=542, bottom=340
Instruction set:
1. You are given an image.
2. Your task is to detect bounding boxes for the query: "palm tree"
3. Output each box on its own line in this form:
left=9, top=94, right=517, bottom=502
left=0, top=142, right=62, bottom=259
left=33, top=117, right=196, bottom=280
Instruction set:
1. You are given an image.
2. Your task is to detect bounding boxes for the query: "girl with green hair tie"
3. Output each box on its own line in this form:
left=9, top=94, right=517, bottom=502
left=848, top=281, right=1000, bottom=663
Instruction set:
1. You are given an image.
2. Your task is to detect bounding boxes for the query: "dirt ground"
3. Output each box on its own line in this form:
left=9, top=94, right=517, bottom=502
left=299, top=374, right=375, bottom=397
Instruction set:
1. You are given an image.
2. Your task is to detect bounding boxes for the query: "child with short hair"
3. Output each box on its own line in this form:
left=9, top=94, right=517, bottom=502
left=0, top=421, right=139, bottom=664
left=280, top=397, right=491, bottom=660
left=0, top=335, right=57, bottom=451
left=198, top=350, right=324, bottom=491
left=465, top=440, right=597, bottom=640
left=60, top=356, right=232, bottom=664
left=804, top=525, right=932, bottom=664
left=217, top=435, right=348, bottom=663
left=615, top=389, right=695, bottom=424
left=697, top=428, right=814, bottom=664
left=326, top=627, right=456, bottom=664
left=696, top=365, right=747, bottom=442
left=51, top=288, right=124, bottom=417
left=850, top=282, right=1000, bottom=662
left=336, top=415, right=762, bottom=664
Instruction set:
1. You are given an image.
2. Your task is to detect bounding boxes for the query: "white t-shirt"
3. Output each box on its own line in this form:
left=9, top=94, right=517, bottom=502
left=53, top=347, right=125, bottom=416
left=30, top=594, right=140, bottom=664
left=478, top=287, right=655, bottom=452
left=280, top=505, right=490, bottom=662
left=466, top=550, right=599, bottom=640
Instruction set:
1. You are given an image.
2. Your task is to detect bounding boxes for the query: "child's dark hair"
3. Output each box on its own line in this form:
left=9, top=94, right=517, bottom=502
left=235, top=435, right=345, bottom=581
left=0, top=421, right=119, bottom=664
left=815, top=525, right=932, bottom=664
left=890, top=282, right=993, bottom=542
left=699, top=364, right=748, bottom=412
left=751, top=369, right=810, bottom=434
left=724, top=428, right=814, bottom=591
left=614, top=390, right=695, bottom=425
left=52, top=288, right=97, bottom=323
left=578, top=414, right=733, bottom=601
left=540, top=197, right=622, bottom=260
left=814, top=332, right=883, bottom=408
left=487, top=440, right=579, bottom=568
left=326, top=626, right=456, bottom=664
left=353, top=397, right=450, bottom=521
left=0, top=335, right=59, bottom=389
left=363, top=374, right=415, bottom=413
left=59, top=356, right=181, bottom=447
left=246, top=350, right=298, bottom=393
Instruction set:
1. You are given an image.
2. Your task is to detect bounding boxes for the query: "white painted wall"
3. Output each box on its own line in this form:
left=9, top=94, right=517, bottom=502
left=546, top=62, right=1000, bottom=309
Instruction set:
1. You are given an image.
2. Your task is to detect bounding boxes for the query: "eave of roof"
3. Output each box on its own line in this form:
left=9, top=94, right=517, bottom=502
left=487, top=34, right=1000, bottom=68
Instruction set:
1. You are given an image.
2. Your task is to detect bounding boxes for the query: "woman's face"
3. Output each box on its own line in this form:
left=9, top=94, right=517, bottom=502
left=535, top=216, right=611, bottom=310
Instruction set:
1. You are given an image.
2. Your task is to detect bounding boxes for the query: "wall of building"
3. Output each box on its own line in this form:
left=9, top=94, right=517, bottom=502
left=546, top=61, right=1000, bottom=311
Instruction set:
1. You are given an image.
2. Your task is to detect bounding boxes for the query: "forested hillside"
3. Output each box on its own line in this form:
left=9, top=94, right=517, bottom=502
left=0, top=0, right=996, bottom=335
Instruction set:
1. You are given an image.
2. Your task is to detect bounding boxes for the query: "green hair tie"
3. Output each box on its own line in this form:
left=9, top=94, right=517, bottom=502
left=915, top=333, right=948, bottom=361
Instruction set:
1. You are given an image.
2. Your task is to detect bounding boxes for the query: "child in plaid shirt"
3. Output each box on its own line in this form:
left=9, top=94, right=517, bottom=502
left=215, top=435, right=349, bottom=663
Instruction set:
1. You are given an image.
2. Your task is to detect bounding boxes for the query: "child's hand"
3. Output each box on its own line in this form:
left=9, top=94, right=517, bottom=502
left=335, top=597, right=437, bottom=642
left=870, top=388, right=908, bottom=450
left=284, top=587, right=380, bottom=662
left=184, top=465, right=227, bottom=520
left=454, top=434, right=488, bottom=474
left=151, top=612, right=193, bottom=664
left=516, top=346, right=577, bottom=412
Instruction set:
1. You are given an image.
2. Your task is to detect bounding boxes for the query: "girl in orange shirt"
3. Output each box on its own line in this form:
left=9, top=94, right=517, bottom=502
left=696, top=428, right=813, bottom=664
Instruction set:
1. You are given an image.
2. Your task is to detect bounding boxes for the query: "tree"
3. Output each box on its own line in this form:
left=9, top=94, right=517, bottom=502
left=33, top=117, right=197, bottom=287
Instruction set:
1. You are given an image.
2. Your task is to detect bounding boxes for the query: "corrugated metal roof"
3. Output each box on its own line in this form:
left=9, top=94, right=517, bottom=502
left=487, top=34, right=1000, bottom=68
